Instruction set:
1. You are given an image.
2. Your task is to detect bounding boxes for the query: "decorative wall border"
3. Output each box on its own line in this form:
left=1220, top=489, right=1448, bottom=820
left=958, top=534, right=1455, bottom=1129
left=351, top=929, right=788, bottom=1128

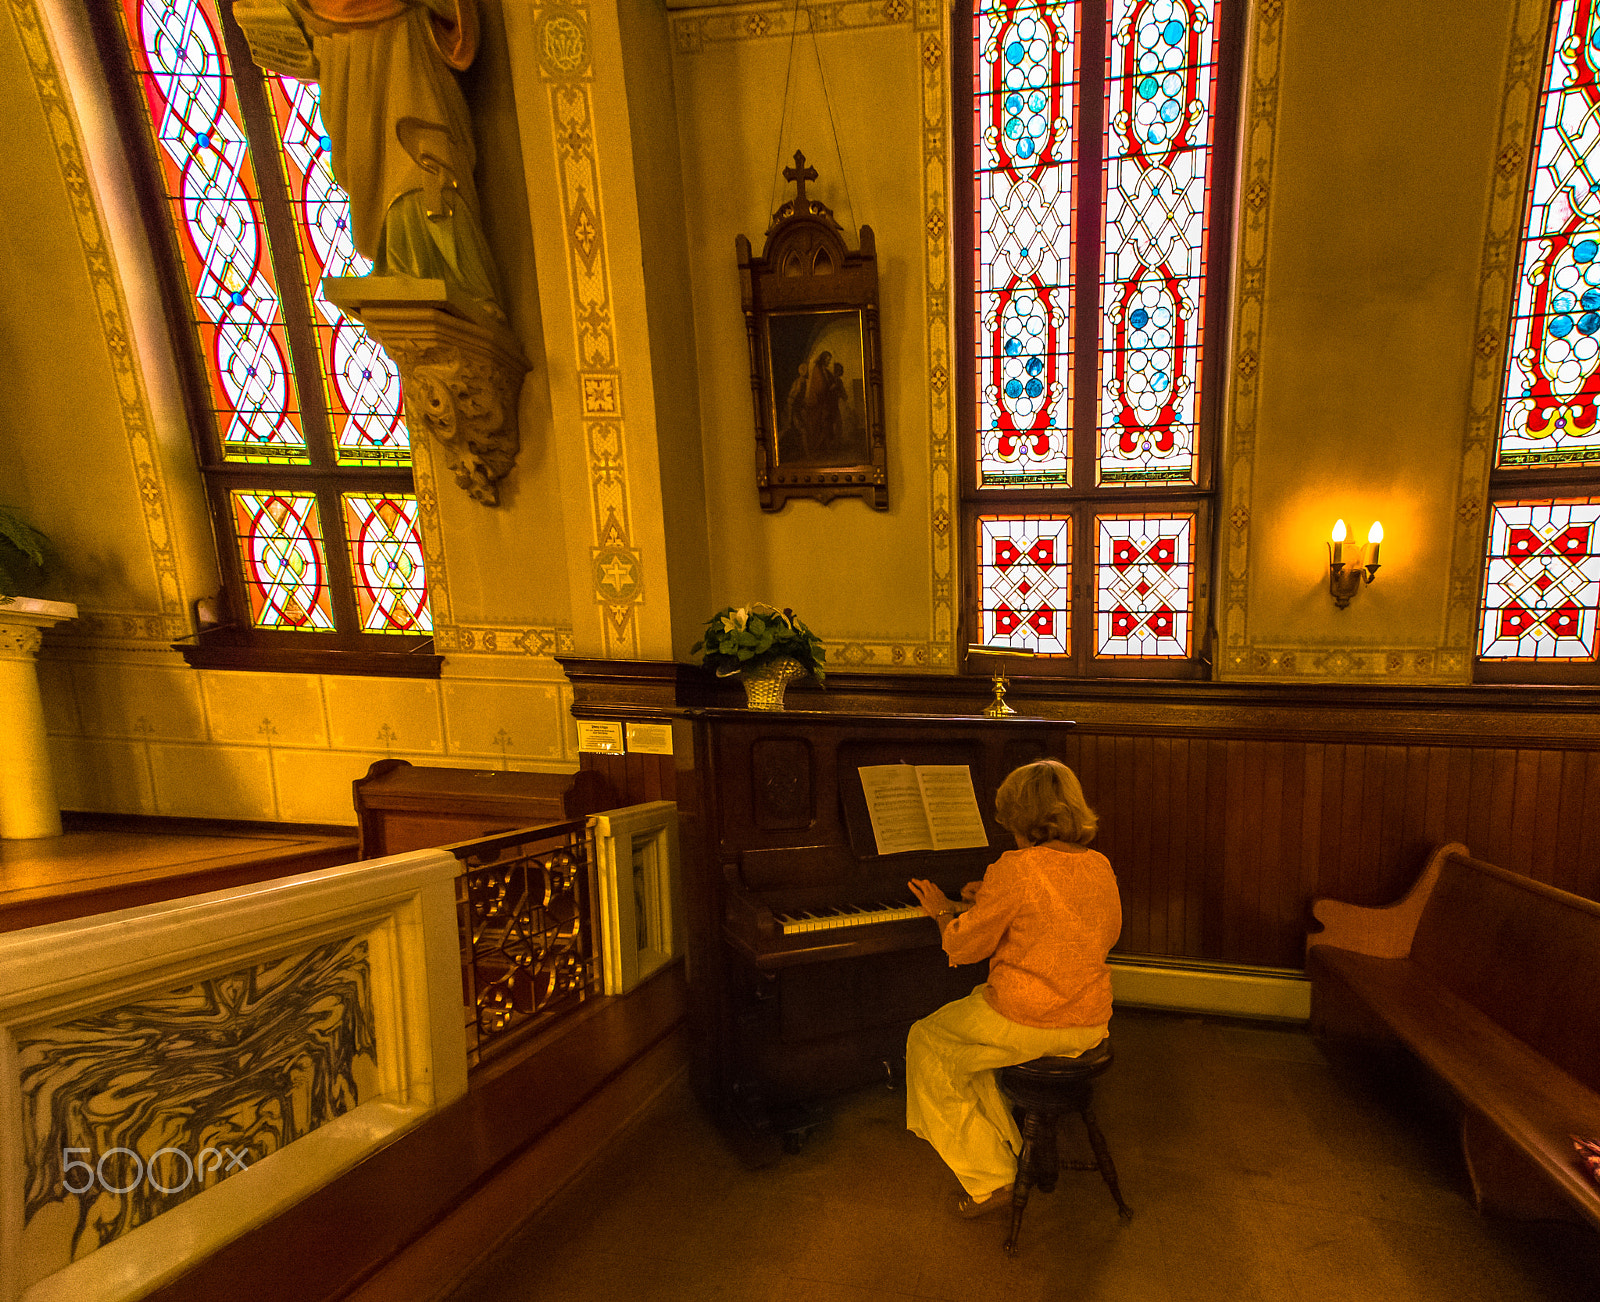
left=1219, top=0, right=1529, bottom=682
left=670, top=0, right=954, bottom=673
left=11, top=0, right=189, bottom=644
left=1452, top=0, right=1551, bottom=650
left=533, top=0, right=646, bottom=659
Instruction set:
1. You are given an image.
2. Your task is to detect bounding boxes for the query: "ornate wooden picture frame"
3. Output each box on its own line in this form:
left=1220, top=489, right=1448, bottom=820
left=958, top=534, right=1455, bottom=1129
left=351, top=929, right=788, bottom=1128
left=736, top=153, right=887, bottom=511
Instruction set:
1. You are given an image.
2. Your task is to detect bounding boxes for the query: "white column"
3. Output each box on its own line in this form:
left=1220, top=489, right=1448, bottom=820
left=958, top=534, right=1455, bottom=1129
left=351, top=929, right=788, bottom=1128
left=0, top=598, right=77, bottom=839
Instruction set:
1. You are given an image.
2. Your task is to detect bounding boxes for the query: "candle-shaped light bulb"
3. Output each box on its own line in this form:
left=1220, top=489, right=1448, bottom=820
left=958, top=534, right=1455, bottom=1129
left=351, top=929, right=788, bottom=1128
left=1366, top=520, right=1382, bottom=568
left=1331, top=518, right=1347, bottom=566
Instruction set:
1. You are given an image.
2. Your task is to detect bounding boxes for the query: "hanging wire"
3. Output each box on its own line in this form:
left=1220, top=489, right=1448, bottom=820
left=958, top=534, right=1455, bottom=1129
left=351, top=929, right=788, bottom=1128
left=767, top=0, right=859, bottom=238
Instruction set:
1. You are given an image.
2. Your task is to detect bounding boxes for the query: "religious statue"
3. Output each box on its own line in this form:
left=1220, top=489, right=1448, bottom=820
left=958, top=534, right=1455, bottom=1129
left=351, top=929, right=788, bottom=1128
left=232, top=0, right=505, bottom=327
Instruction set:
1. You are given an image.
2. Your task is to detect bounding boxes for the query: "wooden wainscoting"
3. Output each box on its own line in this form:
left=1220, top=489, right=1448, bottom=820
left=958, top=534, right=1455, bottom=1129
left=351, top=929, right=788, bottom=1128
left=559, top=661, right=1600, bottom=972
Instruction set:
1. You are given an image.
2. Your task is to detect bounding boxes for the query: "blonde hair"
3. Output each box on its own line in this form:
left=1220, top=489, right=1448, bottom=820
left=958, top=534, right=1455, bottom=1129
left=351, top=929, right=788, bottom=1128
left=994, top=760, right=1098, bottom=847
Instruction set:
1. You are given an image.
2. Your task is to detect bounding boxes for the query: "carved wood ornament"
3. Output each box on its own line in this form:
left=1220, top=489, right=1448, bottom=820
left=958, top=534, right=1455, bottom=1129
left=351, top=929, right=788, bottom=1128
left=736, top=152, right=887, bottom=511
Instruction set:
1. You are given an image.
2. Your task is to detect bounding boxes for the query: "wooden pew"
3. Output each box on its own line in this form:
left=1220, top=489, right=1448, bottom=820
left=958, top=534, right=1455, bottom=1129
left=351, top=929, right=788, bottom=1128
left=1306, top=843, right=1600, bottom=1229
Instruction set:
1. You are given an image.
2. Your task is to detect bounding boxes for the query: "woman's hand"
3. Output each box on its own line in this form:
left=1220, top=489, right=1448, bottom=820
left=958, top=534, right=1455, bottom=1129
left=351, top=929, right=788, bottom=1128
left=908, top=878, right=955, bottom=919
left=960, top=880, right=982, bottom=902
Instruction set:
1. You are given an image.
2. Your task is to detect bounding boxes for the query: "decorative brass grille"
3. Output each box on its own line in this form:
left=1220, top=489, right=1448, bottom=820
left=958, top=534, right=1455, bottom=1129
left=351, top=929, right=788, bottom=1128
left=450, top=820, right=600, bottom=1068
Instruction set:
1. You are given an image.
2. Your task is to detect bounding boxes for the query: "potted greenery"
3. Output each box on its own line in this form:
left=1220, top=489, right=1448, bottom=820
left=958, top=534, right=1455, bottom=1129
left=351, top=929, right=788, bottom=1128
left=0, top=505, right=48, bottom=598
left=691, top=603, right=826, bottom=710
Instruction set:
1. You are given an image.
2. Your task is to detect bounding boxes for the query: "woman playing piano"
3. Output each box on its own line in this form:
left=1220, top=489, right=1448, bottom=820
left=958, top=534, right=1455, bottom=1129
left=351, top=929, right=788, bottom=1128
left=905, top=759, right=1122, bottom=1217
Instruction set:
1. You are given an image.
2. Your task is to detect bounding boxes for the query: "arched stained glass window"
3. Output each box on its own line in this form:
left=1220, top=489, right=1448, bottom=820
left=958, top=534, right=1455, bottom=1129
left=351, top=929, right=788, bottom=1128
left=102, top=0, right=433, bottom=668
left=962, top=0, right=1239, bottom=676
left=1480, top=0, right=1600, bottom=682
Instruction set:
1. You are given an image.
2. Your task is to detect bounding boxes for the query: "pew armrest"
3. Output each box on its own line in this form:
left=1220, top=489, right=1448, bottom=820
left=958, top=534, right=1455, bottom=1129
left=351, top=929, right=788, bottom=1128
left=1306, top=841, right=1468, bottom=959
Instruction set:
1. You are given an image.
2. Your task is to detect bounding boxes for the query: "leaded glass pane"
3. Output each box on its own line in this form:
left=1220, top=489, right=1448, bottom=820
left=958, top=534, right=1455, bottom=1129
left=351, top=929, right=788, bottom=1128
left=1478, top=500, right=1600, bottom=660
left=230, top=491, right=335, bottom=630
left=975, top=0, right=1078, bottom=488
left=1095, top=513, right=1194, bottom=656
left=1499, top=1, right=1600, bottom=470
left=119, top=0, right=308, bottom=463
left=265, top=76, right=410, bottom=467
left=342, top=494, right=433, bottom=635
left=1097, top=1, right=1216, bottom=487
left=977, top=515, right=1072, bottom=653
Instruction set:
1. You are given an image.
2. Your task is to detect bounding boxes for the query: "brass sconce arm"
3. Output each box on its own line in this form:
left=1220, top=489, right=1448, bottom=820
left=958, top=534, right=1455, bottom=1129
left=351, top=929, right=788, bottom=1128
left=966, top=643, right=1037, bottom=716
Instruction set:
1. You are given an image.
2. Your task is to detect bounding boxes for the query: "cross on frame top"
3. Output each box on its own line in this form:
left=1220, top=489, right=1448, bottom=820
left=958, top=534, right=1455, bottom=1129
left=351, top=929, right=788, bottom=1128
left=784, top=150, right=819, bottom=211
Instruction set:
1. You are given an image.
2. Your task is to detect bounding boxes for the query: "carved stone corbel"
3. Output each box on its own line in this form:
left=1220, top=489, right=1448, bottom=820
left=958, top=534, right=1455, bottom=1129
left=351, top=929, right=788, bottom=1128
left=325, top=278, right=529, bottom=506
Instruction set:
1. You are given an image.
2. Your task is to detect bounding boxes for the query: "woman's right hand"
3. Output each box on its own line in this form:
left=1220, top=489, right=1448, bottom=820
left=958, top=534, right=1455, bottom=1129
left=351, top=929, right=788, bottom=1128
left=960, top=881, right=982, bottom=902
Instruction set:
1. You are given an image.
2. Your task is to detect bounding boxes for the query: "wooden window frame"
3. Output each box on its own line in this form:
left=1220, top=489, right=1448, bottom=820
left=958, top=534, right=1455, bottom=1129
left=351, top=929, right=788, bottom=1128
left=954, top=0, right=1244, bottom=679
left=89, top=3, right=440, bottom=678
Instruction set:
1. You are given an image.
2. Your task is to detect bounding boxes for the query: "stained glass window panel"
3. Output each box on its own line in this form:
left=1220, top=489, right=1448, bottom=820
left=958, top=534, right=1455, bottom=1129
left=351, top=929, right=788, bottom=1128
left=1095, top=513, right=1193, bottom=656
left=230, top=491, right=335, bottom=630
left=1478, top=500, right=1600, bottom=660
left=265, top=76, right=410, bottom=467
left=978, top=515, right=1072, bottom=654
left=120, top=0, right=307, bottom=463
left=975, top=0, right=1079, bottom=488
left=1499, top=1, right=1600, bottom=470
left=1097, top=0, right=1216, bottom=487
left=342, top=494, right=433, bottom=635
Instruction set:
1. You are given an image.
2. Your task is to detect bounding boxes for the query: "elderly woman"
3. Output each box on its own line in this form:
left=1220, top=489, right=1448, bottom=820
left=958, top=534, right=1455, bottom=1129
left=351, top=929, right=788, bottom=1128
left=905, top=759, right=1122, bottom=1217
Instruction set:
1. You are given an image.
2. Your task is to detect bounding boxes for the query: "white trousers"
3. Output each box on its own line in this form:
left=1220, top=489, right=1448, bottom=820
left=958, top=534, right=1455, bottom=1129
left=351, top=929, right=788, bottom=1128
left=905, top=985, right=1108, bottom=1199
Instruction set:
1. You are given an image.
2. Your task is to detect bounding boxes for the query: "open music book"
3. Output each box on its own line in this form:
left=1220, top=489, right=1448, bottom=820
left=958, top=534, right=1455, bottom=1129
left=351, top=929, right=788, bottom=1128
left=856, top=764, right=991, bottom=856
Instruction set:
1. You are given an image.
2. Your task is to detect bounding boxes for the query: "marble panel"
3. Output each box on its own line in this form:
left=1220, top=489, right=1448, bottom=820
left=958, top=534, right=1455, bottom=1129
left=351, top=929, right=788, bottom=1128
left=442, top=679, right=565, bottom=759
left=147, top=743, right=276, bottom=821
left=323, top=677, right=443, bottom=754
left=17, top=934, right=376, bottom=1281
left=46, top=736, right=155, bottom=816
left=70, top=663, right=206, bottom=742
left=200, top=670, right=328, bottom=748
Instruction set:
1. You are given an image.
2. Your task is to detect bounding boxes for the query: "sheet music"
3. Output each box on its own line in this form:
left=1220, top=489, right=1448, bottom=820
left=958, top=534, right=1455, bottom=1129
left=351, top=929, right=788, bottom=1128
left=857, top=765, right=935, bottom=855
left=916, top=765, right=990, bottom=850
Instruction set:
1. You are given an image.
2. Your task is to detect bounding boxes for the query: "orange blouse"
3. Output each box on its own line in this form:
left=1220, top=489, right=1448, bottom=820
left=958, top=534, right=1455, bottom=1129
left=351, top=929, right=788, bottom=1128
left=941, top=844, right=1122, bottom=1029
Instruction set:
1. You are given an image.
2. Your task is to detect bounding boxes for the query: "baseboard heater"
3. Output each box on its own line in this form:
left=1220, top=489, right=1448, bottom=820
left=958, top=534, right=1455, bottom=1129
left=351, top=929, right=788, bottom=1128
left=1109, top=954, right=1310, bottom=1022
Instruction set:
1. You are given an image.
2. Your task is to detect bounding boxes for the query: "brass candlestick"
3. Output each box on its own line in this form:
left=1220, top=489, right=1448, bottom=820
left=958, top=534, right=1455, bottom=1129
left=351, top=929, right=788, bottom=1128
left=967, top=644, right=1037, bottom=717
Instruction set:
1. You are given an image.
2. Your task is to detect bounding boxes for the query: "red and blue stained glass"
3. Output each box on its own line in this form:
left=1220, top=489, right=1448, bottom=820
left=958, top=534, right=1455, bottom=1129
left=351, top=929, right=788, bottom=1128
left=1499, top=0, right=1600, bottom=469
left=231, top=491, right=335, bottom=630
left=1098, top=1, right=1215, bottom=485
left=975, top=0, right=1078, bottom=487
left=266, top=77, right=410, bottom=466
left=342, top=494, right=432, bottom=635
left=978, top=516, right=1072, bottom=653
left=1095, top=513, right=1193, bottom=655
left=120, top=0, right=307, bottom=463
left=1478, top=501, right=1600, bottom=659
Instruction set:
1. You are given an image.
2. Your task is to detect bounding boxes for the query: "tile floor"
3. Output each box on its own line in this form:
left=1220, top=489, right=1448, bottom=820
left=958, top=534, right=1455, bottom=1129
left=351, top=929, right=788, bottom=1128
left=447, top=1009, right=1599, bottom=1302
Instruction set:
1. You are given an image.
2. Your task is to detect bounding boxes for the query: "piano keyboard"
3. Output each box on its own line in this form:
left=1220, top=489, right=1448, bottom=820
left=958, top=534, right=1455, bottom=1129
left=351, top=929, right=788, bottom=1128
left=776, top=901, right=966, bottom=935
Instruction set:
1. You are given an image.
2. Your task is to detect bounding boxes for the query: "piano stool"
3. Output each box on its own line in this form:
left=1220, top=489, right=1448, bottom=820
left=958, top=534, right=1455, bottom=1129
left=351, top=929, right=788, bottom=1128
left=998, top=1038, right=1132, bottom=1256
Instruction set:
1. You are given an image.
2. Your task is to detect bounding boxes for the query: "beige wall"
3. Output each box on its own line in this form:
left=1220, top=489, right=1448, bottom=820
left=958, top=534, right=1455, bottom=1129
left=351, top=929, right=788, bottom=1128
left=0, top=0, right=1554, bottom=824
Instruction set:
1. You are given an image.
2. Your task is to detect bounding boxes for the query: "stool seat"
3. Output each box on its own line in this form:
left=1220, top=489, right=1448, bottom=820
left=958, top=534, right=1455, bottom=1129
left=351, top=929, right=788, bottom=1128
left=998, top=1036, right=1130, bottom=1255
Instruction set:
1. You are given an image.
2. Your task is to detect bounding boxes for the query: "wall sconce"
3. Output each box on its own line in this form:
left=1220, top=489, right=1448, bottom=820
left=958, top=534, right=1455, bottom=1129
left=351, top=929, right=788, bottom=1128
left=1328, top=519, right=1382, bottom=609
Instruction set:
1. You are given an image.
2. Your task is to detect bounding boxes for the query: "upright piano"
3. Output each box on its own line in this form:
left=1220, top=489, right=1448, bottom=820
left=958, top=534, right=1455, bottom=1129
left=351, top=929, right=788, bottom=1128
left=666, top=707, right=1076, bottom=1125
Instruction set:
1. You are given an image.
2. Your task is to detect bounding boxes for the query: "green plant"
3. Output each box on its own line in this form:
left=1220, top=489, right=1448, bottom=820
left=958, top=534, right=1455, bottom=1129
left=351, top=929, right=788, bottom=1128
left=690, top=603, right=827, bottom=685
left=0, top=505, right=48, bottom=597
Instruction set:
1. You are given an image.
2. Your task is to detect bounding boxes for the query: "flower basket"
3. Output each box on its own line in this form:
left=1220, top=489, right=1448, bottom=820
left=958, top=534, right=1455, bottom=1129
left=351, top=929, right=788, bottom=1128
left=691, top=604, right=826, bottom=710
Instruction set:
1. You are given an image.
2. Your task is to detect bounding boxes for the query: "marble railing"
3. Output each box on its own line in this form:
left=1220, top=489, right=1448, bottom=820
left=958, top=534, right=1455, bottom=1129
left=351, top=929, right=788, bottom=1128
left=0, top=848, right=467, bottom=1302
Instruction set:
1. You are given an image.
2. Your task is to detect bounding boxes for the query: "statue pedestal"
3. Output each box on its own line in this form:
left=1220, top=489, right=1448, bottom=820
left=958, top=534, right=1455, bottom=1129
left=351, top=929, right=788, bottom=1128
left=0, top=597, right=77, bottom=839
left=325, top=277, right=529, bottom=506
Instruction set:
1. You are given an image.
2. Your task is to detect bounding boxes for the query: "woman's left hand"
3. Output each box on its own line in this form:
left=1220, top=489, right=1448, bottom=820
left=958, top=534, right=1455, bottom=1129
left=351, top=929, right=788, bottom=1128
left=908, top=878, right=954, bottom=919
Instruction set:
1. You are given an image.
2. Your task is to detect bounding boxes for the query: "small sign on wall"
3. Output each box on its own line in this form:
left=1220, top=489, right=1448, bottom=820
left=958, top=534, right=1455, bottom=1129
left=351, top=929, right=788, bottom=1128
left=625, top=722, right=673, bottom=755
left=575, top=720, right=625, bottom=754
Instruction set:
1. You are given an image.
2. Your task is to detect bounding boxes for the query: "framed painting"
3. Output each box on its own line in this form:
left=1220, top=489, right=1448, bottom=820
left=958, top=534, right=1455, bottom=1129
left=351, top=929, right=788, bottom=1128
left=736, top=152, right=887, bottom=510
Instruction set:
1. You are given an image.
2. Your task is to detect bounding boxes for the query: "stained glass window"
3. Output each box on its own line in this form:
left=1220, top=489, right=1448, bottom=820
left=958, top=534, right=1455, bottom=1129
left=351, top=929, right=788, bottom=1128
left=964, top=0, right=1233, bottom=672
left=978, top=515, right=1072, bottom=654
left=231, top=491, right=335, bottom=631
left=109, top=0, right=430, bottom=653
left=1482, top=1, right=1600, bottom=676
left=1095, top=513, right=1194, bottom=656
left=343, top=494, right=433, bottom=635
left=1478, top=502, right=1600, bottom=660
